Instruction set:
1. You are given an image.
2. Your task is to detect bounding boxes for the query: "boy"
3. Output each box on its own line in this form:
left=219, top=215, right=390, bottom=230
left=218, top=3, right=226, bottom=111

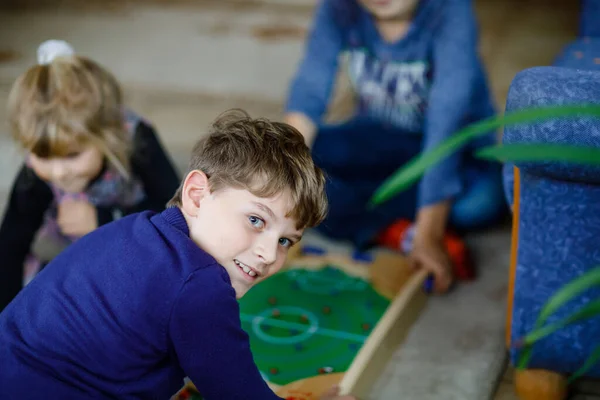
left=284, top=0, right=507, bottom=293
left=0, top=110, right=354, bottom=400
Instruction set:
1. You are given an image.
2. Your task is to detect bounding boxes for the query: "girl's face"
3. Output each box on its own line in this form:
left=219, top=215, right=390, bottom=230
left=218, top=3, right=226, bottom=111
left=358, top=0, right=419, bottom=20
left=29, top=143, right=104, bottom=193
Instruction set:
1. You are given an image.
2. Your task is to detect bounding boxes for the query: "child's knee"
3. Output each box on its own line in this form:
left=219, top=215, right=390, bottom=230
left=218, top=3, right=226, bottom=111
left=311, top=133, right=350, bottom=172
left=450, top=171, right=507, bottom=230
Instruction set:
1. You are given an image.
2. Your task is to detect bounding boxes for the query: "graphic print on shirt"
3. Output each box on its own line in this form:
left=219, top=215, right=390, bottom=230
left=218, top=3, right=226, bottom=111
left=346, top=48, right=430, bottom=132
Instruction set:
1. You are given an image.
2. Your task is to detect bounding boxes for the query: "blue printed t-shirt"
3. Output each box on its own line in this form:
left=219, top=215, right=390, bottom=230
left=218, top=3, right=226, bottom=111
left=286, top=0, right=496, bottom=208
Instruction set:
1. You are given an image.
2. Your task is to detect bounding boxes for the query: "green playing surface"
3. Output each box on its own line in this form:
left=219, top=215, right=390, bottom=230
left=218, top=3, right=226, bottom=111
left=238, top=265, right=390, bottom=386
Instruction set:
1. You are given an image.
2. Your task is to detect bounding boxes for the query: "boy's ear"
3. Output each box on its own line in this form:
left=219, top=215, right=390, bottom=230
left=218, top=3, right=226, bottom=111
left=181, top=170, right=210, bottom=217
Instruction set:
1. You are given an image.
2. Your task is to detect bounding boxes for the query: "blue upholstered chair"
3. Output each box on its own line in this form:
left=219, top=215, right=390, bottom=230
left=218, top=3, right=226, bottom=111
left=503, top=2, right=600, bottom=397
left=504, top=66, right=600, bottom=389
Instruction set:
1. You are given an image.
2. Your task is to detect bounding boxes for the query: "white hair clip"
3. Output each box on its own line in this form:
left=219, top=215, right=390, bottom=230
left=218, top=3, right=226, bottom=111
left=37, top=39, right=75, bottom=65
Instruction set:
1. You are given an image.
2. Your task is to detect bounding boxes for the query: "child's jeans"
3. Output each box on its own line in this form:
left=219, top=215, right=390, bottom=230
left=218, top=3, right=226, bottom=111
left=311, top=117, right=507, bottom=249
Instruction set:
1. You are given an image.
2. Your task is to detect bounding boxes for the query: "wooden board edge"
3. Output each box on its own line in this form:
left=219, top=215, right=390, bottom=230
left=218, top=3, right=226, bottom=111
left=338, top=269, right=429, bottom=398
left=275, top=373, right=346, bottom=399
left=267, top=381, right=282, bottom=392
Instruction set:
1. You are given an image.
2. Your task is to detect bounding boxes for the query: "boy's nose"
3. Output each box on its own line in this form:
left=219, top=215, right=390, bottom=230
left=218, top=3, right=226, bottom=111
left=255, top=241, right=277, bottom=266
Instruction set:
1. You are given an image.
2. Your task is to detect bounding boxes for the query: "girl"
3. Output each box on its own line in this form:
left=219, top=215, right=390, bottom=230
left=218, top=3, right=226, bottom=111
left=0, top=40, right=180, bottom=311
left=284, top=0, right=508, bottom=293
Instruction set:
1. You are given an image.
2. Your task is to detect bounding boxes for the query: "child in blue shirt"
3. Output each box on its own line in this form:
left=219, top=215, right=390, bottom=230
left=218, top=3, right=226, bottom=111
left=284, top=0, right=507, bottom=293
left=0, top=110, right=354, bottom=400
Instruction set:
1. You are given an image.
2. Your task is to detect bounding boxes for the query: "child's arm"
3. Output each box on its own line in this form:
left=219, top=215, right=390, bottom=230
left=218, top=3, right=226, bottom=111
left=0, top=166, right=52, bottom=311
left=417, top=0, right=489, bottom=214
left=96, top=121, right=181, bottom=226
left=410, top=1, right=489, bottom=292
left=284, top=0, right=344, bottom=146
left=169, top=268, right=285, bottom=400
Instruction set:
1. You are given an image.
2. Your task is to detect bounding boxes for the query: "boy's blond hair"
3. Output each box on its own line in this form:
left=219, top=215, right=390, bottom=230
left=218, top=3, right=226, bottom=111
left=168, top=109, right=328, bottom=230
left=7, top=55, right=132, bottom=178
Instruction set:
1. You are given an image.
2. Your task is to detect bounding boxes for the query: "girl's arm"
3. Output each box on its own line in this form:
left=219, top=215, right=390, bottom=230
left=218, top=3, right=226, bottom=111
left=0, top=166, right=52, bottom=311
left=96, top=122, right=181, bottom=225
left=284, top=0, right=344, bottom=146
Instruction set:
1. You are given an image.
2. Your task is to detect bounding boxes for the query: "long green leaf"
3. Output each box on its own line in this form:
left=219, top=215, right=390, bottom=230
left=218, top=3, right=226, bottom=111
left=536, top=268, right=600, bottom=324
left=368, top=104, right=600, bottom=207
left=569, top=344, right=600, bottom=383
left=476, top=144, right=600, bottom=165
left=517, top=300, right=600, bottom=347
left=517, top=267, right=600, bottom=369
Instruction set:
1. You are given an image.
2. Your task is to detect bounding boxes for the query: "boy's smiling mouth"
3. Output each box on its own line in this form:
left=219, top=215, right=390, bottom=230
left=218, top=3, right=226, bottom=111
left=234, top=259, right=260, bottom=281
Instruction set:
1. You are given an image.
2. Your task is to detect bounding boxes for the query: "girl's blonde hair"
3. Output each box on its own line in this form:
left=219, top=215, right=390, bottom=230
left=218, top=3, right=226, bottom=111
left=7, top=54, right=131, bottom=178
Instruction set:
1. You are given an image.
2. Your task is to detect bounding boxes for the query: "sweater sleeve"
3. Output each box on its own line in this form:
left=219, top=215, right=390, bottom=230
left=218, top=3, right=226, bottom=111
left=284, top=0, right=344, bottom=124
left=96, top=121, right=181, bottom=225
left=418, top=0, right=481, bottom=207
left=169, top=268, right=283, bottom=400
left=0, top=165, right=52, bottom=311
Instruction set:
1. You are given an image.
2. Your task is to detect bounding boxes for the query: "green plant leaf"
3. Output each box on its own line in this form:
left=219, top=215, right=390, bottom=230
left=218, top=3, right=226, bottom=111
left=368, top=104, right=600, bottom=207
left=536, top=268, right=600, bottom=324
left=517, top=267, right=600, bottom=369
left=569, top=344, right=600, bottom=383
left=476, top=144, right=600, bottom=165
left=518, top=300, right=600, bottom=347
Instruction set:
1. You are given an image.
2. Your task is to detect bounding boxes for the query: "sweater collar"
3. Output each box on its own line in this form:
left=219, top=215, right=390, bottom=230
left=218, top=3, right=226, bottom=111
left=161, top=206, right=190, bottom=237
left=160, top=206, right=232, bottom=285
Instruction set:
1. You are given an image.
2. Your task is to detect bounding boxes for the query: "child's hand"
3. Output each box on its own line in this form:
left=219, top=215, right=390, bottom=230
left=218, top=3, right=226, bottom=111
left=409, top=234, right=453, bottom=294
left=319, top=385, right=358, bottom=400
left=57, top=199, right=98, bottom=237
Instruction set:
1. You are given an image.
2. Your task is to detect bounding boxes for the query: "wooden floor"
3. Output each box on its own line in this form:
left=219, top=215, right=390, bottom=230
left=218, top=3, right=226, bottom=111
left=494, top=363, right=600, bottom=400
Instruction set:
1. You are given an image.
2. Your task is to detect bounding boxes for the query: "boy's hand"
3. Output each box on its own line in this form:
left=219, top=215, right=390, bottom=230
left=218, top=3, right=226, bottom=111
left=409, top=234, right=453, bottom=294
left=319, top=385, right=358, bottom=400
left=57, top=199, right=98, bottom=237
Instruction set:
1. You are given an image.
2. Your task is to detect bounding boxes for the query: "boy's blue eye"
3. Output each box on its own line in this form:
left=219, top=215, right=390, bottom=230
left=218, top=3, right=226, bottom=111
left=279, top=238, right=291, bottom=247
left=248, top=216, right=265, bottom=229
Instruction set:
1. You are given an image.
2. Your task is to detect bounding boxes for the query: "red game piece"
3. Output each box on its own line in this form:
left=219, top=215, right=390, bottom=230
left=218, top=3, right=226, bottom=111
left=377, top=219, right=475, bottom=281
left=361, top=323, right=370, bottom=331
left=322, top=306, right=331, bottom=315
left=272, top=309, right=280, bottom=318
left=318, top=366, right=333, bottom=374
left=270, top=367, right=279, bottom=375
left=268, top=296, right=277, bottom=305
left=300, top=314, right=308, bottom=323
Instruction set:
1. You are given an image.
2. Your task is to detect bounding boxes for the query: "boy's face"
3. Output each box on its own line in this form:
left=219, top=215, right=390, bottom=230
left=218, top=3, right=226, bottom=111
left=358, top=0, right=419, bottom=20
left=181, top=171, right=303, bottom=298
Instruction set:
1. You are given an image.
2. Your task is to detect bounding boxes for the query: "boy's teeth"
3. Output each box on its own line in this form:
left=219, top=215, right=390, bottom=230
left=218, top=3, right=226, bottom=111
left=236, top=260, right=257, bottom=277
